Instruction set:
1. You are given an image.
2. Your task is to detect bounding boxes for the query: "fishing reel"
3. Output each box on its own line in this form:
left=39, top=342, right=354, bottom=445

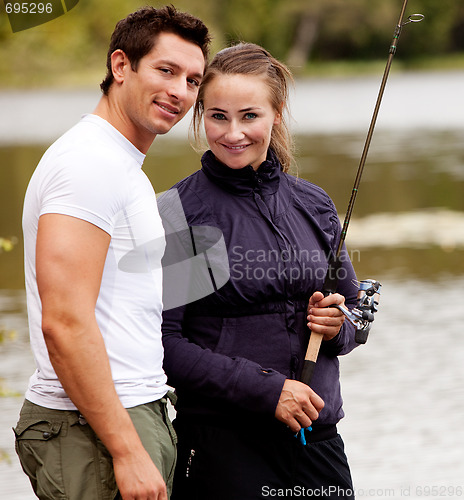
left=334, top=279, right=381, bottom=344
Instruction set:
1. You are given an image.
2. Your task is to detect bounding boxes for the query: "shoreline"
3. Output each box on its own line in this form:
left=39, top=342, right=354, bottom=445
left=1, top=69, right=463, bottom=145
left=1, top=53, right=463, bottom=90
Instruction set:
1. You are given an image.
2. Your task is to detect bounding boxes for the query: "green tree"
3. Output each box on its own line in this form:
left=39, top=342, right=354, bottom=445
left=401, top=0, right=462, bottom=57
left=1, top=0, right=463, bottom=87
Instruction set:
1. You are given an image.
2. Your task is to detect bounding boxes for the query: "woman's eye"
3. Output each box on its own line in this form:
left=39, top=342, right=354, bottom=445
left=212, top=113, right=227, bottom=120
left=244, top=112, right=257, bottom=120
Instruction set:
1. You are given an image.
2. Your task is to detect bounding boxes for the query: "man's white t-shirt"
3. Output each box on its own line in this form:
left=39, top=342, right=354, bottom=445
left=23, top=114, right=168, bottom=410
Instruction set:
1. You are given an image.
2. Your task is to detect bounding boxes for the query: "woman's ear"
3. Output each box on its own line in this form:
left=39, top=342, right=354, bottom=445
left=274, top=102, right=284, bottom=125
left=111, top=49, right=129, bottom=84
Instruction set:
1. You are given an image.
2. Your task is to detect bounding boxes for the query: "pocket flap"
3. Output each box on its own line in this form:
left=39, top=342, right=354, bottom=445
left=14, top=419, right=62, bottom=440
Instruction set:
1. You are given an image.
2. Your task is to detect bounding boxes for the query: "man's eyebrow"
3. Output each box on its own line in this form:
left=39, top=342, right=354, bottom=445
left=157, top=60, right=204, bottom=80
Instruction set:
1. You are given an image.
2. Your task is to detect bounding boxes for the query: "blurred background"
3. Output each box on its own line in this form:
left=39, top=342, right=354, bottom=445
left=1, top=0, right=463, bottom=498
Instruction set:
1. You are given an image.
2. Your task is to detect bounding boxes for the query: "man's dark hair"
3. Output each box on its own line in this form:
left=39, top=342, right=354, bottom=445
left=100, top=5, right=211, bottom=95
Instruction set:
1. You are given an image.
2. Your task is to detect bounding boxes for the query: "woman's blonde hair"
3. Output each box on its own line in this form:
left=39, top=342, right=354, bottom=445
left=192, top=43, right=294, bottom=172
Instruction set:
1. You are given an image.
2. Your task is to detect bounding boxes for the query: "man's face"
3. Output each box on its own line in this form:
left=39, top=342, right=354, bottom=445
left=117, top=32, right=205, bottom=152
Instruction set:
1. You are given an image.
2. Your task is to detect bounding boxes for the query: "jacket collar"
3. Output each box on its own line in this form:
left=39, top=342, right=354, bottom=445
left=201, top=149, right=282, bottom=196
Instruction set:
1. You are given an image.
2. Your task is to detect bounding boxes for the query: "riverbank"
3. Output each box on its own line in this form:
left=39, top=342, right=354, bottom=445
left=1, top=70, right=463, bottom=146
left=300, top=53, right=464, bottom=78
left=1, top=52, right=463, bottom=89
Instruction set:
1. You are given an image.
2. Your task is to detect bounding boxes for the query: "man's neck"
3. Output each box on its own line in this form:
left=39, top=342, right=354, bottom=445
left=93, top=94, right=154, bottom=155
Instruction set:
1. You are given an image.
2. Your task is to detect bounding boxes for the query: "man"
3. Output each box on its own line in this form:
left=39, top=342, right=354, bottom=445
left=14, top=6, right=210, bottom=500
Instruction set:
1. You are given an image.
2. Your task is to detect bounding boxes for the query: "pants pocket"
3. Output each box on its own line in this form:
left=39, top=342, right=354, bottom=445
left=14, top=418, right=66, bottom=500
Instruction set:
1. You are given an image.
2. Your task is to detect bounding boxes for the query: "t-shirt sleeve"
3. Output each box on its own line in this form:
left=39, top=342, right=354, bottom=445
left=40, top=150, right=128, bottom=235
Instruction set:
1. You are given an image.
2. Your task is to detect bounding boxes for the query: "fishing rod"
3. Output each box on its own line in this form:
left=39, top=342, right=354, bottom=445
left=300, top=0, right=424, bottom=387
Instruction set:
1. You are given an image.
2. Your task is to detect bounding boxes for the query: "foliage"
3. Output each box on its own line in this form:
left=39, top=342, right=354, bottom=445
left=0, top=448, right=12, bottom=464
left=0, top=235, right=18, bottom=366
left=0, top=237, right=17, bottom=253
left=0, top=378, right=20, bottom=397
left=0, top=236, right=18, bottom=344
left=0, top=325, right=17, bottom=344
left=0, top=0, right=463, bottom=87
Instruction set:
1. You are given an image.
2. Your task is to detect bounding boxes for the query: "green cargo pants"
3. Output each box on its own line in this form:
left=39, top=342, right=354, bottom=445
left=14, top=397, right=177, bottom=500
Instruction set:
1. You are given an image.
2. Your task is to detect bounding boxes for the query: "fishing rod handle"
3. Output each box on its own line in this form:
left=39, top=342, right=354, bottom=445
left=300, top=254, right=341, bottom=386
left=300, top=331, right=323, bottom=386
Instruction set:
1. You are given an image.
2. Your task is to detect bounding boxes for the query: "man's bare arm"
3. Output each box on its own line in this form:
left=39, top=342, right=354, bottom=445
left=36, top=213, right=166, bottom=499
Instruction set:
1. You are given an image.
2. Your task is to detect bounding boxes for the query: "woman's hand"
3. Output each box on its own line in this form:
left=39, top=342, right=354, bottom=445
left=275, top=379, right=324, bottom=432
left=307, top=291, right=346, bottom=341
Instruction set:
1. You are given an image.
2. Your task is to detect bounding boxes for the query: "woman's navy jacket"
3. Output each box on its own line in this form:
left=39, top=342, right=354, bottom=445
left=161, top=150, right=360, bottom=426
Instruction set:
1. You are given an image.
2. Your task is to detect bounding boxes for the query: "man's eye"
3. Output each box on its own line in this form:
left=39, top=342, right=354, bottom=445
left=159, top=68, right=173, bottom=74
left=188, top=78, right=200, bottom=87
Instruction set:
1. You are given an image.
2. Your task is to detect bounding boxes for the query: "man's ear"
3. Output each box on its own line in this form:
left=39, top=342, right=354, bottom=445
left=111, top=49, right=129, bottom=84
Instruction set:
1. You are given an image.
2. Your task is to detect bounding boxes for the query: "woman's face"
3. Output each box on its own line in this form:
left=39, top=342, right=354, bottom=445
left=202, top=74, right=281, bottom=170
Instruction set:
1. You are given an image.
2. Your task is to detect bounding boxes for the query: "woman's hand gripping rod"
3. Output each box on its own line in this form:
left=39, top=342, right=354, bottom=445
left=300, top=278, right=382, bottom=386
left=300, top=0, right=423, bottom=387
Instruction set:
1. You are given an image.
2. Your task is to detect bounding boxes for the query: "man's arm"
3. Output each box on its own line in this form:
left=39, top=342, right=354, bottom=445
left=37, top=213, right=167, bottom=500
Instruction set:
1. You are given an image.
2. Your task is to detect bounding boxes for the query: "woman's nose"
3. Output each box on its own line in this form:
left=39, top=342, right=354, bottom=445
left=224, top=121, right=245, bottom=142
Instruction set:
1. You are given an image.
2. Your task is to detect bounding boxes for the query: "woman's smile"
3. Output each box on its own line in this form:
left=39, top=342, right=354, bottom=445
left=203, top=74, right=281, bottom=170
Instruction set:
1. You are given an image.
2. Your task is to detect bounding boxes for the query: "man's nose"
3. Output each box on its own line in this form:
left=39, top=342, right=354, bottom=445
left=168, top=77, right=188, bottom=102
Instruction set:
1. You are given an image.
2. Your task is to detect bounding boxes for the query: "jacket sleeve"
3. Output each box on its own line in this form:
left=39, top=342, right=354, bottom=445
left=320, top=200, right=361, bottom=357
left=162, top=306, right=287, bottom=416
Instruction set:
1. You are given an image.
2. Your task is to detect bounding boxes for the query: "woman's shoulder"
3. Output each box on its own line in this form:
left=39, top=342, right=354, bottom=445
left=171, top=169, right=203, bottom=193
left=283, top=173, right=341, bottom=240
left=161, top=170, right=215, bottom=225
left=284, top=172, right=337, bottom=212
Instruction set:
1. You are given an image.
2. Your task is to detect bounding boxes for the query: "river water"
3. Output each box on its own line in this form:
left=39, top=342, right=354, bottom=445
left=1, top=71, right=463, bottom=499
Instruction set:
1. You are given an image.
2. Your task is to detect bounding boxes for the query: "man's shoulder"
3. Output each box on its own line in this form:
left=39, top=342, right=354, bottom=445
left=53, top=117, right=120, bottom=158
left=30, top=119, right=137, bottom=212
left=41, top=118, right=134, bottom=179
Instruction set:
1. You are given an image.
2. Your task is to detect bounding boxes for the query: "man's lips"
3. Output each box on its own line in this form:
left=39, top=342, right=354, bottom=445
left=155, top=101, right=180, bottom=115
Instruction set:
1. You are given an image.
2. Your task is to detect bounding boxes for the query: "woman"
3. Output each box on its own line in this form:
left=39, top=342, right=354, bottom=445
left=161, top=43, right=359, bottom=499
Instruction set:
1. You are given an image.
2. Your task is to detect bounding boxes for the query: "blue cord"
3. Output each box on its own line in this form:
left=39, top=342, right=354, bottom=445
left=296, top=426, right=312, bottom=445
